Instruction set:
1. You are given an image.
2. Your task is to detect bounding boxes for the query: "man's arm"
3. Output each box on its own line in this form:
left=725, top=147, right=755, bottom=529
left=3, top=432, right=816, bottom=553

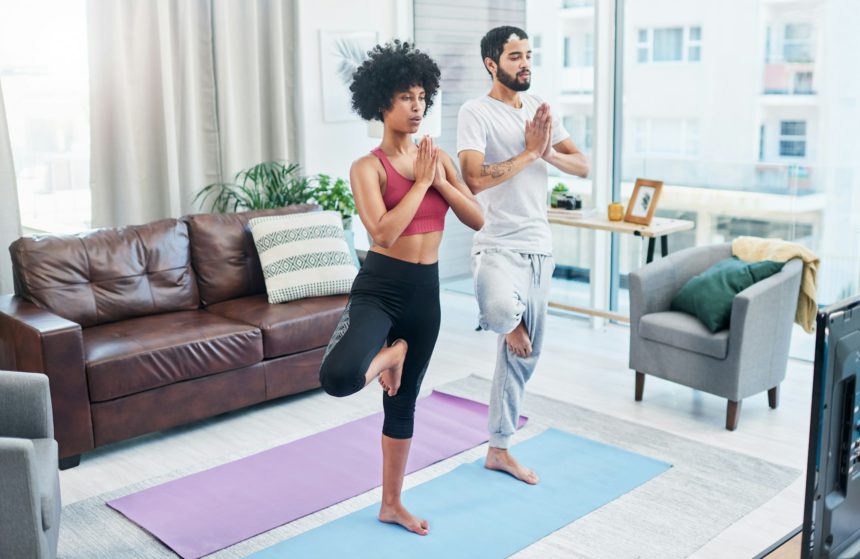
left=543, top=137, right=590, bottom=178
left=458, top=149, right=540, bottom=195
left=458, top=103, right=552, bottom=195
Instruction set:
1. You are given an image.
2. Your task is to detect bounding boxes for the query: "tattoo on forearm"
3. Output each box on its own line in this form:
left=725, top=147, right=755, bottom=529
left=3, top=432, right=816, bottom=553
left=480, top=158, right=515, bottom=179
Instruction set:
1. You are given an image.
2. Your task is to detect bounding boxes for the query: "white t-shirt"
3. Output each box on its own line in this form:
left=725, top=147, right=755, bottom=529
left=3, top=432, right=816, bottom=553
left=457, top=93, right=569, bottom=255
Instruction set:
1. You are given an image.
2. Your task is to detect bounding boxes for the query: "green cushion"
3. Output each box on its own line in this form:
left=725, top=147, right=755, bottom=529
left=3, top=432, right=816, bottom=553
left=670, top=257, right=785, bottom=333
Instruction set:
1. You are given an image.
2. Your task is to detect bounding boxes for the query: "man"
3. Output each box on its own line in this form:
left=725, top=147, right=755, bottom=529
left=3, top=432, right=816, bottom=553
left=457, top=26, right=590, bottom=484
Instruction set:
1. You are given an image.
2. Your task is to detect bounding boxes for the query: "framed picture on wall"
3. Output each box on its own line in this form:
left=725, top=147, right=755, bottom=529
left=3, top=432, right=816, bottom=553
left=624, top=178, right=663, bottom=225
left=319, top=31, right=378, bottom=123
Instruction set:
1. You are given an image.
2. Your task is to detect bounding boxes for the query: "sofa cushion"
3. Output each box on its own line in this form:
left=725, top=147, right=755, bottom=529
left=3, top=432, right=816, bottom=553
left=83, top=310, right=263, bottom=402
left=183, top=205, right=320, bottom=306
left=639, top=311, right=730, bottom=359
left=670, top=256, right=785, bottom=332
left=10, top=219, right=199, bottom=327
left=206, top=294, right=347, bottom=358
left=248, top=211, right=358, bottom=304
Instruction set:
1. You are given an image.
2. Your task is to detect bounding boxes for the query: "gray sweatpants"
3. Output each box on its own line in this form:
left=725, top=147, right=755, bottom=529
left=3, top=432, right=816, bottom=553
left=472, top=248, right=554, bottom=448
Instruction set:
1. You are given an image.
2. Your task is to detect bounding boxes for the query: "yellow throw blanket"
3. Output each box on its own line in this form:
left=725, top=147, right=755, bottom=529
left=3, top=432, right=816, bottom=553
left=731, top=236, right=819, bottom=333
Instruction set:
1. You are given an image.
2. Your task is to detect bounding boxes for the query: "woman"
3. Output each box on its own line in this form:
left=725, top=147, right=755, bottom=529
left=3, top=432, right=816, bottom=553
left=319, top=41, right=483, bottom=536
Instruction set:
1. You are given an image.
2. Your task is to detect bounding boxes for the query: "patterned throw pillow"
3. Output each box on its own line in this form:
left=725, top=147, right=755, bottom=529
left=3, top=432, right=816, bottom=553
left=249, top=211, right=358, bottom=303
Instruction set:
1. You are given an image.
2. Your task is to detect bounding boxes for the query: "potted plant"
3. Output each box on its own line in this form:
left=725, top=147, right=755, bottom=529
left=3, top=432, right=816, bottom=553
left=194, top=161, right=360, bottom=265
left=310, top=174, right=356, bottom=230
left=193, top=161, right=315, bottom=213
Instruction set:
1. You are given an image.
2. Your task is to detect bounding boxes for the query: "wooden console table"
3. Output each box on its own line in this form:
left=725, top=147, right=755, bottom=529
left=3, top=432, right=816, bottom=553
left=547, top=210, right=695, bottom=322
left=548, top=210, right=695, bottom=264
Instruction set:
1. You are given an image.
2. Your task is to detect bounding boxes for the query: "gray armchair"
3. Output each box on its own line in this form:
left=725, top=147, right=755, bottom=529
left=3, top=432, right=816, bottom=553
left=0, top=371, right=61, bottom=559
left=628, top=243, right=803, bottom=430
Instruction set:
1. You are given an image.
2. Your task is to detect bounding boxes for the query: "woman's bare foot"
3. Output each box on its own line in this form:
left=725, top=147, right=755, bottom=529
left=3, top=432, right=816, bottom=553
left=378, top=501, right=429, bottom=535
left=505, top=320, right=532, bottom=357
left=485, top=447, right=539, bottom=484
left=378, top=339, right=407, bottom=396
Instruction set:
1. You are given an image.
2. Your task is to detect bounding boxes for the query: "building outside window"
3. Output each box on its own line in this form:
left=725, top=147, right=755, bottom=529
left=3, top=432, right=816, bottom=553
left=638, top=26, right=702, bottom=63
left=652, top=27, right=684, bottom=61
left=794, top=71, right=813, bottom=94
left=563, top=36, right=572, bottom=67
left=783, top=23, right=813, bottom=62
left=688, top=26, right=702, bottom=61
left=636, top=29, right=649, bottom=62
left=779, top=120, right=807, bottom=158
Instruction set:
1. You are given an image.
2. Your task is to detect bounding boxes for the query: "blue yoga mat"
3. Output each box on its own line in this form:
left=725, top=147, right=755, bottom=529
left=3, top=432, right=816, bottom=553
left=247, top=428, right=671, bottom=559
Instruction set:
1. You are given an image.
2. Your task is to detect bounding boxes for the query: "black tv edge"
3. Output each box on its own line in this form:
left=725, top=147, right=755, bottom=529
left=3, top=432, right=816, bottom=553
left=802, top=296, right=860, bottom=558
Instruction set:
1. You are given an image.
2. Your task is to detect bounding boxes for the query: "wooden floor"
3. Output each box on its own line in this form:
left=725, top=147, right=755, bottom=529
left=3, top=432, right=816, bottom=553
left=59, top=289, right=813, bottom=558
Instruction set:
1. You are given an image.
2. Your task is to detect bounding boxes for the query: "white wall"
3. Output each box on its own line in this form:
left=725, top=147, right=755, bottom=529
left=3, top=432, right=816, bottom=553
left=294, top=0, right=411, bottom=250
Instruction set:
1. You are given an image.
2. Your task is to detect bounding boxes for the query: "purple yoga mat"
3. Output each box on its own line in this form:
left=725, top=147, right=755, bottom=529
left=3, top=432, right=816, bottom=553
left=108, top=390, right=527, bottom=559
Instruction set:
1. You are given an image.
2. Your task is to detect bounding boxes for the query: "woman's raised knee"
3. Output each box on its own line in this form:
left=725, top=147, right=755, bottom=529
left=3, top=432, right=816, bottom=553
left=319, top=363, right=362, bottom=397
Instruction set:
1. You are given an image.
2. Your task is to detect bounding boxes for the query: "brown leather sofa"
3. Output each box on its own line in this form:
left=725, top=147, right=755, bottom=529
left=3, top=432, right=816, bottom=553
left=0, top=205, right=347, bottom=469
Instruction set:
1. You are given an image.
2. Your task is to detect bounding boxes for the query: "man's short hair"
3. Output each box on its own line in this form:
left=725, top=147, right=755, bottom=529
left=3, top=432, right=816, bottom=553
left=480, top=26, right=529, bottom=76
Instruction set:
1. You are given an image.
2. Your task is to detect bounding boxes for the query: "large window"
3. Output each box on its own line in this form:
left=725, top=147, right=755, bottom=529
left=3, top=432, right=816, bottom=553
left=617, top=0, right=859, bottom=361
left=527, top=1, right=596, bottom=312
left=0, top=0, right=91, bottom=233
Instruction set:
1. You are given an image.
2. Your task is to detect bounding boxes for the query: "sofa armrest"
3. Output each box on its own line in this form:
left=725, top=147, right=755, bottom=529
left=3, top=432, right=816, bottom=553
left=0, top=371, right=52, bottom=440
left=0, top=438, right=42, bottom=558
left=629, top=243, right=732, bottom=325
left=728, top=259, right=804, bottom=393
left=0, top=295, right=94, bottom=458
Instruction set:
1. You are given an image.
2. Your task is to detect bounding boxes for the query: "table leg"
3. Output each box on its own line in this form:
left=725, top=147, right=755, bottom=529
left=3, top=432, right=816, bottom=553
left=661, top=235, right=668, bottom=257
left=646, top=238, right=656, bottom=263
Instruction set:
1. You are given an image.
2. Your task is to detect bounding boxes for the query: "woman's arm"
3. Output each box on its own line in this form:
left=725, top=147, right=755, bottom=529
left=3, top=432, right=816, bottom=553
left=431, top=150, right=484, bottom=231
left=350, top=138, right=438, bottom=248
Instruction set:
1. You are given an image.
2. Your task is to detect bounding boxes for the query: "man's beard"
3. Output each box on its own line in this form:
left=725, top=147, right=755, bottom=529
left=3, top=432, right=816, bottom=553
left=496, top=66, right=531, bottom=92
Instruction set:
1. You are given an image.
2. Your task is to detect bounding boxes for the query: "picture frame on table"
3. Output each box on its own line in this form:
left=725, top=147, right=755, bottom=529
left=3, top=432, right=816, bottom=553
left=624, top=178, right=663, bottom=226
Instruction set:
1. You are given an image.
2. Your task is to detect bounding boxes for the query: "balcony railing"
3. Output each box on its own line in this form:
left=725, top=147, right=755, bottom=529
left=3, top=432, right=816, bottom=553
left=763, top=63, right=816, bottom=95
left=619, top=157, right=820, bottom=195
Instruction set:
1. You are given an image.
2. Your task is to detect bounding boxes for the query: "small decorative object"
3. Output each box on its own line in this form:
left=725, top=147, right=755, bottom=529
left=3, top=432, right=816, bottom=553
left=555, top=193, right=582, bottom=210
left=624, top=178, right=663, bottom=226
left=550, top=183, right=568, bottom=208
left=608, top=202, right=624, bottom=221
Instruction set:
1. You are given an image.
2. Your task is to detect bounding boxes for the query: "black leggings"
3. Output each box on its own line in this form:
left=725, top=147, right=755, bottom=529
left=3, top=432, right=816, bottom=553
left=319, top=251, right=441, bottom=439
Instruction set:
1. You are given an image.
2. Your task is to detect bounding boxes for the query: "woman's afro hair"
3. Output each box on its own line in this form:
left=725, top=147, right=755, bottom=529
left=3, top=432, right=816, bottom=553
left=350, top=40, right=441, bottom=122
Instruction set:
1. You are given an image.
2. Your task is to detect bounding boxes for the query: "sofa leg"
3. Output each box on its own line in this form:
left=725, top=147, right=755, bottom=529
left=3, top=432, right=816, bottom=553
left=726, top=400, right=741, bottom=431
left=635, top=372, right=645, bottom=401
left=768, top=386, right=780, bottom=409
left=59, top=454, right=81, bottom=470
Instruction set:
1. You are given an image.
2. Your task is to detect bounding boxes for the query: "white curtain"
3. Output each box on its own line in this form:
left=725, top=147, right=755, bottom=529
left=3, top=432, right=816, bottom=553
left=87, top=0, right=297, bottom=228
left=0, top=79, right=22, bottom=295
left=212, top=1, right=296, bottom=179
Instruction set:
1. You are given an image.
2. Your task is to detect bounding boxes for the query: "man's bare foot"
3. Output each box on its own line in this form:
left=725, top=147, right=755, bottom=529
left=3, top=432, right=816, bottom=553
left=378, top=339, right=407, bottom=396
left=378, top=502, right=429, bottom=535
left=485, top=447, right=539, bottom=484
left=505, top=320, right=532, bottom=357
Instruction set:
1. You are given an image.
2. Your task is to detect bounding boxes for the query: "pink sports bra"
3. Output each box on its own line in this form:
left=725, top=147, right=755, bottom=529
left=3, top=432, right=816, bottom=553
left=371, top=147, right=449, bottom=236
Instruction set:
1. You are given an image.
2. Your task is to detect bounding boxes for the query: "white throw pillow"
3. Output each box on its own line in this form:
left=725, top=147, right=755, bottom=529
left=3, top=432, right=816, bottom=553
left=249, top=211, right=358, bottom=303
